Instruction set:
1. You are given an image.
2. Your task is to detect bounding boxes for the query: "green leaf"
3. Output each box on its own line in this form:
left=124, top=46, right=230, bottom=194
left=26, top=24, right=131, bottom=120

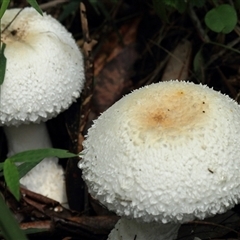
left=27, top=0, right=42, bottom=15
left=23, top=228, right=47, bottom=235
left=0, top=194, right=28, bottom=240
left=6, top=148, right=77, bottom=164
left=0, top=162, right=3, bottom=171
left=17, top=162, right=40, bottom=179
left=193, top=48, right=204, bottom=73
left=162, top=0, right=187, bottom=13
left=0, top=0, right=10, bottom=19
left=58, top=0, right=80, bottom=22
left=190, top=0, right=206, bottom=8
left=153, top=0, right=168, bottom=22
left=0, top=43, right=7, bottom=85
left=176, top=3, right=187, bottom=13
left=204, top=4, right=237, bottom=34
left=1, top=149, right=77, bottom=199
left=193, top=47, right=205, bottom=83
left=3, top=159, right=20, bottom=200
left=170, top=1, right=187, bottom=13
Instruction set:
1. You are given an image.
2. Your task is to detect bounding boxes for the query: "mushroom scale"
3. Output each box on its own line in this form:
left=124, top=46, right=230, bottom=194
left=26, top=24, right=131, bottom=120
left=79, top=81, right=240, bottom=225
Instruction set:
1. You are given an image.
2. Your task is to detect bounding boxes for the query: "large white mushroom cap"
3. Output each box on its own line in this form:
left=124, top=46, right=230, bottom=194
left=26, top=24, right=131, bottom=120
left=79, top=81, right=240, bottom=224
left=0, top=7, right=85, bottom=126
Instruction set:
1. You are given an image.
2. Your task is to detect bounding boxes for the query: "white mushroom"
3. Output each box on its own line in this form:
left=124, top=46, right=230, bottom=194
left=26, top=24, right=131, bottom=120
left=79, top=81, right=240, bottom=239
left=0, top=8, right=85, bottom=205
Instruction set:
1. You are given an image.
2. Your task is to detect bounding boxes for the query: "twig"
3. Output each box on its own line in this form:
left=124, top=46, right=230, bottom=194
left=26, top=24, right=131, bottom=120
left=2, top=8, right=23, bottom=33
left=39, top=0, right=69, bottom=10
left=20, top=220, right=51, bottom=230
left=217, top=67, right=237, bottom=98
left=79, top=2, right=96, bottom=151
left=206, top=37, right=240, bottom=67
left=188, top=6, right=210, bottom=43
left=79, top=1, right=96, bottom=214
left=185, top=220, right=240, bottom=235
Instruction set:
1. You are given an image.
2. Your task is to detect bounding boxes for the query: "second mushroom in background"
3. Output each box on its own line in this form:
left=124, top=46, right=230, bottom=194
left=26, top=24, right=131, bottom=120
left=0, top=8, right=85, bottom=206
left=79, top=80, right=240, bottom=239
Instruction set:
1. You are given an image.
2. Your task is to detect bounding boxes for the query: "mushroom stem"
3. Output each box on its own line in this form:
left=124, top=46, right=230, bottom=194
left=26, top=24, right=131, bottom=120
left=4, top=122, right=52, bottom=153
left=108, top=218, right=180, bottom=240
left=3, top=122, right=68, bottom=206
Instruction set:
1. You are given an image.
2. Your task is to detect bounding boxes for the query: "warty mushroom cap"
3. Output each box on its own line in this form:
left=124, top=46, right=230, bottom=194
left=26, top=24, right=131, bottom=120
left=79, top=81, right=240, bottom=224
left=0, top=7, right=85, bottom=126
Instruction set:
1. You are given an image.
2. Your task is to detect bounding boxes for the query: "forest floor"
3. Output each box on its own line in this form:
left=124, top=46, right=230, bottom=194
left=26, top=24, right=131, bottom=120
left=1, top=0, right=240, bottom=239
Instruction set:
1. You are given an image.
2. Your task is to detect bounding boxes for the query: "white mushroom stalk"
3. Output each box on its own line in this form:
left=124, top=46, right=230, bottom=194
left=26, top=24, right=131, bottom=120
left=108, top=218, right=180, bottom=240
left=79, top=81, right=240, bottom=239
left=4, top=123, right=67, bottom=204
left=0, top=8, right=85, bottom=205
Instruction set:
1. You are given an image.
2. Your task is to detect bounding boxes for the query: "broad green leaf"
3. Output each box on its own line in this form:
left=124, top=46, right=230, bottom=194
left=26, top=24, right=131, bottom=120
left=2, top=149, right=77, bottom=200
left=0, top=194, right=28, bottom=240
left=18, top=162, right=40, bottom=179
left=0, top=0, right=10, bottom=19
left=6, top=148, right=77, bottom=164
left=0, top=148, right=77, bottom=172
left=204, top=4, right=237, bottom=34
left=0, top=43, right=7, bottom=85
left=3, top=159, right=20, bottom=200
left=27, top=0, right=42, bottom=15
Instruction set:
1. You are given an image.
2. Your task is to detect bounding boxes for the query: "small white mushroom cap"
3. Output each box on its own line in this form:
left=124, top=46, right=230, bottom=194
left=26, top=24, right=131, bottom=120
left=79, top=81, right=240, bottom=224
left=0, top=7, right=84, bottom=126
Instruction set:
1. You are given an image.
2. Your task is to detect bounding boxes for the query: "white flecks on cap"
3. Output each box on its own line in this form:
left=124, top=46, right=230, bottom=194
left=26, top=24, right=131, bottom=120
left=79, top=81, right=240, bottom=224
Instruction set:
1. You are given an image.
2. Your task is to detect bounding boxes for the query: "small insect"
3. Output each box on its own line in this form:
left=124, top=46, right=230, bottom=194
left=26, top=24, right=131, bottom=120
left=208, top=168, right=214, bottom=174
left=11, top=29, right=17, bottom=36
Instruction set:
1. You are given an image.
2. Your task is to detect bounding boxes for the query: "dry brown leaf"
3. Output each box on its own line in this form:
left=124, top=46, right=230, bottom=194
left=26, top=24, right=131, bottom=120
left=92, top=44, right=138, bottom=115
left=91, top=17, right=141, bottom=116
left=94, top=17, right=141, bottom=76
